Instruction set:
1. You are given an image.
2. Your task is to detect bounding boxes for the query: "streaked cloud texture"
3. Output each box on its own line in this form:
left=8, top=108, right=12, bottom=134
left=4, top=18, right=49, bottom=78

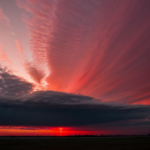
left=15, top=0, right=150, bottom=105
left=0, top=6, right=11, bottom=27
left=0, top=45, right=11, bottom=64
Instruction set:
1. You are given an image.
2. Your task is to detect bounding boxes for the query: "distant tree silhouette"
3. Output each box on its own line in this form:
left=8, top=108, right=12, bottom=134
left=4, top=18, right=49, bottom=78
left=1, top=134, right=150, bottom=137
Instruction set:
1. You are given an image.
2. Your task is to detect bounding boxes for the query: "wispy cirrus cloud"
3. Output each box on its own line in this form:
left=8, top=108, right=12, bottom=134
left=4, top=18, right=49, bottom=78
left=15, top=39, right=45, bottom=84
left=0, top=6, right=11, bottom=27
left=15, top=40, right=25, bottom=58
left=24, top=61, right=45, bottom=84
left=0, top=45, right=11, bottom=64
left=16, top=0, right=150, bottom=105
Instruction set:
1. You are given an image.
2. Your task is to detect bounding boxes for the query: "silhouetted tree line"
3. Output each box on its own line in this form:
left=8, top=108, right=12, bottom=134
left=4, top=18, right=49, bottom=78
left=0, top=134, right=150, bottom=137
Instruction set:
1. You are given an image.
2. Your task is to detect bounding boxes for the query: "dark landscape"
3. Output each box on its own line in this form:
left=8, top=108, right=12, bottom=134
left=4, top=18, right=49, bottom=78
left=0, top=136, right=150, bottom=150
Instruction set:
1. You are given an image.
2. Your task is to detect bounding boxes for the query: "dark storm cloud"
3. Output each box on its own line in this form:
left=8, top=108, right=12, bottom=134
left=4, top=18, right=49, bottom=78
left=0, top=66, right=150, bottom=126
left=0, top=67, right=33, bottom=96
left=0, top=93, right=150, bottom=126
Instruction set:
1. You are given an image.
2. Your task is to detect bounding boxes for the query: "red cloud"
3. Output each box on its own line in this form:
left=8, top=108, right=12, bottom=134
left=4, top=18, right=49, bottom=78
left=15, top=40, right=25, bottom=58
left=26, top=0, right=40, bottom=5
left=15, top=39, right=45, bottom=84
left=24, top=61, right=45, bottom=84
left=16, top=0, right=150, bottom=105
left=0, top=45, right=11, bottom=64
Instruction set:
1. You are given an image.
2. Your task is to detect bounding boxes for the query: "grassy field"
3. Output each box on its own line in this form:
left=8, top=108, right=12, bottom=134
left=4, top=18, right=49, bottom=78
left=0, top=136, right=150, bottom=150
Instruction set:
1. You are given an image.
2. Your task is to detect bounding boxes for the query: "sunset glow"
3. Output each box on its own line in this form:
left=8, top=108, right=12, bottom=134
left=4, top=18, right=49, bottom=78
left=0, top=126, right=110, bottom=136
left=0, top=0, right=150, bottom=136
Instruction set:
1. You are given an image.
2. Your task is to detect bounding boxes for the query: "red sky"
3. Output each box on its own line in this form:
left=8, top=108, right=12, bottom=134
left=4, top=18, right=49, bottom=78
left=1, top=125, right=150, bottom=136
left=0, top=126, right=109, bottom=136
left=0, top=0, right=150, bottom=136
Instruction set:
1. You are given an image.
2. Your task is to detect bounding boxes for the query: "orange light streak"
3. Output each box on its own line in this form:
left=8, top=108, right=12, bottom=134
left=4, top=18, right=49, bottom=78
left=0, top=126, right=109, bottom=136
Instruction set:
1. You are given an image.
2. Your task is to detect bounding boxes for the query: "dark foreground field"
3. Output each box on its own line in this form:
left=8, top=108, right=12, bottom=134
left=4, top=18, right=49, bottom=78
left=0, top=136, right=150, bottom=150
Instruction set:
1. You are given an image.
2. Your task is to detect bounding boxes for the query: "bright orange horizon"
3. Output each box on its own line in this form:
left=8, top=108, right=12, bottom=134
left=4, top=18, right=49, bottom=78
left=0, top=126, right=110, bottom=136
left=0, top=125, right=150, bottom=136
